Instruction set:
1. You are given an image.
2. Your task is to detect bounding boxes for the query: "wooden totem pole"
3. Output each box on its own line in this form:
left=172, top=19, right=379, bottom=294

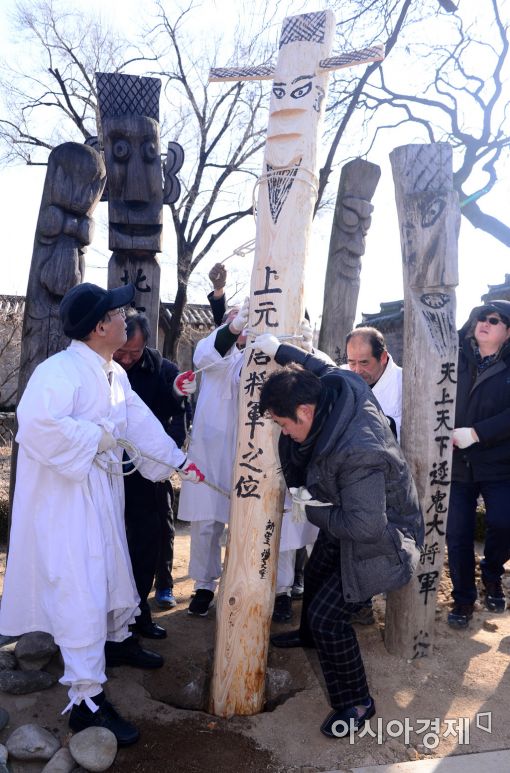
left=385, top=143, right=460, bottom=659
left=17, top=143, right=106, bottom=400
left=318, top=158, right=381, bottom=363
left=209, top=11, right=383, bottom=717
left=10, top=142, right=106, bottom=525
left=96, top=73, right=182, bottom=346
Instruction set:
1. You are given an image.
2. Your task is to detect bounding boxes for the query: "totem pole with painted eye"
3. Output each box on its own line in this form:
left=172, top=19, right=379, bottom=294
left=208, top=10, right=384, bottom=717
left=95, top=73, right=183, bottom=346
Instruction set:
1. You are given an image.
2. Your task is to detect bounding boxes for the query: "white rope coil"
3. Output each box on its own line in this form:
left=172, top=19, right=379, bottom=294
left=252, top=165, right=319, bottom=222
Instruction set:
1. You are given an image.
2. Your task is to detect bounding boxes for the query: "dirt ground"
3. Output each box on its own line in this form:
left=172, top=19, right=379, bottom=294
left=1, top=521, right=510, bottom=772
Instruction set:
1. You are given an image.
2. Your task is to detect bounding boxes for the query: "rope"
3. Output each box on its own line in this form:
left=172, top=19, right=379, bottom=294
left=93, top=438, right=231, bottom=498
left=252, top=165, right=319, bottom=222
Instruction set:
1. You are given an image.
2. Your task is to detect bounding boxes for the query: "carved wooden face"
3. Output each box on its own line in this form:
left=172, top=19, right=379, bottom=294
left=102, top=115, right=163, bottom=252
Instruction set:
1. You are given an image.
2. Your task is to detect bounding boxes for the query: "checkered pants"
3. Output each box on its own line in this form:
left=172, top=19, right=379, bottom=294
left=299, top=530, right=370, bottom=710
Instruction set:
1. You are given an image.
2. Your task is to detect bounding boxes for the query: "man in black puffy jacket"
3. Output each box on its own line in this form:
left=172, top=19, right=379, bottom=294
left=447, top=299, right=510, bottom=629
left=256, top=334, right=423, bottom=739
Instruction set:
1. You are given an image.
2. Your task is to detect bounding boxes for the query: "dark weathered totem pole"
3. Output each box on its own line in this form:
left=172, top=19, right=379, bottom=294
left=18, top=142, right=106, bottom=400
left=10, top=142, right=106, bottom=527
left=318, top=158, right=381, bottom=363
left=96, top=73, right=182, bottom=347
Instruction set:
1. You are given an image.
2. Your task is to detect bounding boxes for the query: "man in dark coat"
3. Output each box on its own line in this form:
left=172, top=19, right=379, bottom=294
left=256, top=334, right=423, bottom=738
left=447, top=299, right=510, bottom=628
left=114, top=312, right=194, bottom=639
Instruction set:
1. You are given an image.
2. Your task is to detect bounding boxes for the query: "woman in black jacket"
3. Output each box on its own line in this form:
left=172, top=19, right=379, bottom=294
left=447, top=299, right=510, bottom=628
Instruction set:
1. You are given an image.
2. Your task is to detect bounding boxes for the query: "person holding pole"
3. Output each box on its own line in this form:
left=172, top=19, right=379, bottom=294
left=255, top=334, right=423, bottom=738
left=447, top=299, right=510, bottom=629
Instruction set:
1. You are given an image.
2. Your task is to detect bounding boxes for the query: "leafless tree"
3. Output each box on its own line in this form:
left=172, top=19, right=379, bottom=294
left=0, top=299, right=23, bottom=408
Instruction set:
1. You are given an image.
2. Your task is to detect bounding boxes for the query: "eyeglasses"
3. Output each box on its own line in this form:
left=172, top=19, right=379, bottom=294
left=477, top=314, right=506, bottom=326
left=108, top=307, right=126, bottom=319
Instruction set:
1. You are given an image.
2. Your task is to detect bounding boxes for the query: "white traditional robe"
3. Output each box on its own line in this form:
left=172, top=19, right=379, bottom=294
left=371, top=354, right=402, bottom=441
left=0, top=341, right=186, bottom=649
left=178, top=328, right=242, bottom=524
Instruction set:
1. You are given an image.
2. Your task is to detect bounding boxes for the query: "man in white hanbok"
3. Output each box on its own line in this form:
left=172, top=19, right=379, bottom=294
left=0, top=282, right=203, bottom=746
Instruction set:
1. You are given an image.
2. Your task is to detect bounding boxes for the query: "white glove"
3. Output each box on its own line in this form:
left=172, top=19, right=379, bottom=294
left=453, top=427, right=478, bottom=449
left=177, top=460, right=205, bottom=483
left=289, top=486, right=313, bottom=504
left=252, top=333, right=281, bottom=357
left=299, top=319, right=313, bottom=353
left=229, top=297, right=249, bottom=334
left=97, top=428, right=117, bottom=454
left=173, top=370, right=197, bottom=397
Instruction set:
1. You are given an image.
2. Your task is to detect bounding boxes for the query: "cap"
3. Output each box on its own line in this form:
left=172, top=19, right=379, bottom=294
left=476, top=299, right=510, bottom=325
left=60, top=282, right=135, bottom=339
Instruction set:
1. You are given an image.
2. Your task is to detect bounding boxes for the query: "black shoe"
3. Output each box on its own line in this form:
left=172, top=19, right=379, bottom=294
left=188, top=589, right=215, bottom=616
left=134, top=621, right=167, bottom=640
left=447, top=603, right=474, bottom=629
left=105, top=637, right=163, bottom=669
left=320, top=698, right=376, bottom=738
left=483, top=580, right=507, bottom=613
left=291, top=573, right=304, bottom=599
left=270, top=630, right=315, bottom=649
left=69, top=692, right=139, bottom=747
left=272, top=594, right=292, bottom=623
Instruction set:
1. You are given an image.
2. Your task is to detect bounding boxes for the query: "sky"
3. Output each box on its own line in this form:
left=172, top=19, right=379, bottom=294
left=0, top=0, right=508, bottom=330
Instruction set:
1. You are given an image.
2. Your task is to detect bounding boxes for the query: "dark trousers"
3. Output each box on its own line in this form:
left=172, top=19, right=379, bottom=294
left=446, top=479, right=510, bottom=606
left=298, top=531, right=370, bottom=711
left=155, top=499, right=175, bottom=592
left=124, top=473, right=174, bottom=625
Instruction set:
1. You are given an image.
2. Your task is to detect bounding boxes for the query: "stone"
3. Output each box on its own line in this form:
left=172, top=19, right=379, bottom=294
left=9, top=763, right=44, bottom=773
left=42, top=747, right=77, bottom=773
left=69, top=727, right=117, bottom=772
left=159, top=660, right=211, bottom=711
left=0, top=707, right=9, bottom=731
left=0, top=669, right=54, bottom=694
left=0, top=651, right=17, bottom=671
left=15, top=633, right=58, bottom=672
left=0, top=744, right=6, bottom=763
left=265, top=667, right=293, bottom=706
left=6, top=723, right=60, bottom=761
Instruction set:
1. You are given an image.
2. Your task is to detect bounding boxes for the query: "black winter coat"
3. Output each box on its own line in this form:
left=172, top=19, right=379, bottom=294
left=275, top=345, right=424, bottom=603
left=453, top=323, right=510, bottom=483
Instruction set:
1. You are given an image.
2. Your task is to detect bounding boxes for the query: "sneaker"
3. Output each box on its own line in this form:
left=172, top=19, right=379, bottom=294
left=447, top=603, right=474, bottom=629
left=350, top=603, right=375, bottom=626
left=188, top=589, right=215, bottom=616
left=272, top=594, right=292, bottom=623
left=483, top=580, right=507, bottom=613
left=155, top=588, right=177, bottom=609
left=69, top=691, right=139, bottom=746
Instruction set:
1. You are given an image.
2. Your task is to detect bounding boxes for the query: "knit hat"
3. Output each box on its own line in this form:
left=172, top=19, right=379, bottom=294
left=60, top=282, right=135, bottom=339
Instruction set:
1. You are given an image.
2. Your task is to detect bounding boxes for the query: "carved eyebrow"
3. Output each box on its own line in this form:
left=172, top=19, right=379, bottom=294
left=292, top=75, right=314, bottom=84
left=273, top=82, right=286, bottom=86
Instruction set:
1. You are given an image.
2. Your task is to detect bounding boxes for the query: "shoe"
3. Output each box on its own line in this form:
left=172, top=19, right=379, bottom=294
left=69, top=692, right=139, bottom=747
left=483, top=580, right=507, bottom=613
left=447, top=603, right=474, bottom=629
left=134, top=621, right=167, bottom=640
left=188, top=589, right=215, bottom=616
left=320, top=698, right=376, bottom=738
left=105, top=637, right=163, bottom=669
left=291, top=575, right=304, bottom=599
left=155, top=588, right=177, bottom=609
left=350, top=604, right=375, bottom=626
left=270, top=630, right=315, bottom=649
left=272, top=594, right=292, bottom=623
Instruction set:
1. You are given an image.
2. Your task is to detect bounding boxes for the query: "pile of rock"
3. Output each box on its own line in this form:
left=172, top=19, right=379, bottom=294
left=4, top=724, right=117, bottom=772
left=0, top=633, right=118, bottom=772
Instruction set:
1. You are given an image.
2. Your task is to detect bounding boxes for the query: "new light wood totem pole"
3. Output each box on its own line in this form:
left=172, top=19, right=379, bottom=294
left=208, top=10, right=383, bottom=717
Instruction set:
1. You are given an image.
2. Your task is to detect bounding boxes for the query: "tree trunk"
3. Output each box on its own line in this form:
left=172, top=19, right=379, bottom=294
left=385, top=142, right=460, bottom=659
left=163, top=280, right=187, bottom=362
left=318, top=158, right=380, bottom=362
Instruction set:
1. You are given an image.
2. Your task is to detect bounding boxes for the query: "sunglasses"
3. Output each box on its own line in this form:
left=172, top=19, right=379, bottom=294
left=477, top=314, right=506, bottom=326
left=108, top=307, right=126, bottom=319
